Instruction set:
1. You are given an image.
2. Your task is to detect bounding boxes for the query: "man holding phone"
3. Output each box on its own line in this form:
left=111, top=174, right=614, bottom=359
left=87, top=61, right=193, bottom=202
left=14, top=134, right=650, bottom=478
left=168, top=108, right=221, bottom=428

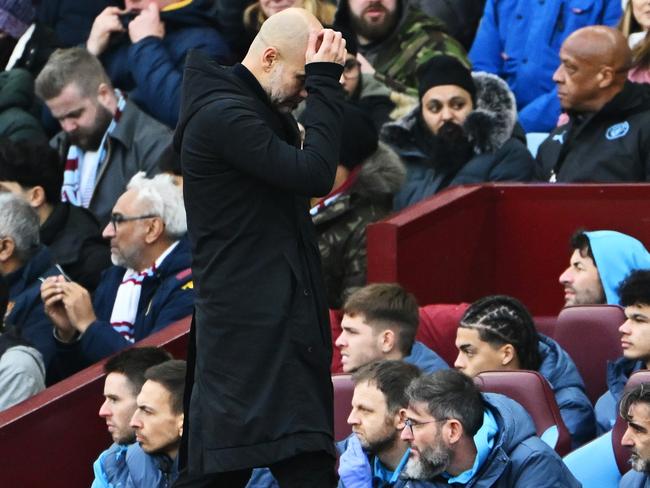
left=85, top=0, right=232, bottom=127
left=174, top=8, right=347, bottom=487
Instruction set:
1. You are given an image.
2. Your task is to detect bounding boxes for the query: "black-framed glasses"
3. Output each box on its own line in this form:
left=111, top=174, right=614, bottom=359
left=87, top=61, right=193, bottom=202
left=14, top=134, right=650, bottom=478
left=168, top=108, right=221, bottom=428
left=109, top=212, right=157, bottom=232
left=403, top=417, right=446, bottom=435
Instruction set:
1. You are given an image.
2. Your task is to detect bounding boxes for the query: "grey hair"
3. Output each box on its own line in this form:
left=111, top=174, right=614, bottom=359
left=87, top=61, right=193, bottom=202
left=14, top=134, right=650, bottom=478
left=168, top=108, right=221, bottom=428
left=127, top=172, right=186, bottom=240
left=0, top=193, right=40, bottom=262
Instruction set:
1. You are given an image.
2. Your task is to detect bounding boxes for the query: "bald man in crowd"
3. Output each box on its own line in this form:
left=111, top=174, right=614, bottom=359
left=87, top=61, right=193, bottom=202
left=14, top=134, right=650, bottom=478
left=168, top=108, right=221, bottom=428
left=536, top=26, right=650, bottom=183
left=173, top=8, right=346, bottom=488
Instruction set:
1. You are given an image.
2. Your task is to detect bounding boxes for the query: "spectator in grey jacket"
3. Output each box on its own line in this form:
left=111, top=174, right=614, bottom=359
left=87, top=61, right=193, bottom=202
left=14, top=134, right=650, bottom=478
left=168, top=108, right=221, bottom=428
left=35, top=47, right=170, bottom=226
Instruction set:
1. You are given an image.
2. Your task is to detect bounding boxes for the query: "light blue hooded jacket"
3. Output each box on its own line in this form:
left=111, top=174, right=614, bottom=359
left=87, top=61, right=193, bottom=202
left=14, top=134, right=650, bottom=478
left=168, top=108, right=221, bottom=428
left=585, top=230, right=650, bottom=305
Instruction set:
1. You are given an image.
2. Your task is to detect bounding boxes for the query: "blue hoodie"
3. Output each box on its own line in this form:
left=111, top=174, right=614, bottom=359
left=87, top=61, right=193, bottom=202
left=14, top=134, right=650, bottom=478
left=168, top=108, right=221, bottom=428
left=537, top=334, right=596, bottom=447
left=404, top=341, right=448, bottom=373
left=586, top=230, right=650, bottom=305
left=595, top=357, right=644, bottom=434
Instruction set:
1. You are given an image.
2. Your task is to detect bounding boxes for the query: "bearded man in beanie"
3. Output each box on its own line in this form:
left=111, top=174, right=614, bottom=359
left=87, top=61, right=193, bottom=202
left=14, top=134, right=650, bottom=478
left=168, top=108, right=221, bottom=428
left=381, top=55, right=534, bottom=211
left=311, top=103, right=405, bottom=309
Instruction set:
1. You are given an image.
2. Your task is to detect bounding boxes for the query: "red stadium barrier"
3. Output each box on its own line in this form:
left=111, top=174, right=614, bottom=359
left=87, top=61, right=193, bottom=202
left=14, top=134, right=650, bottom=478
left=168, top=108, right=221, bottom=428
left=367, top=183, right=650, bottom=316
left=0, top=316, right=191, bottom=488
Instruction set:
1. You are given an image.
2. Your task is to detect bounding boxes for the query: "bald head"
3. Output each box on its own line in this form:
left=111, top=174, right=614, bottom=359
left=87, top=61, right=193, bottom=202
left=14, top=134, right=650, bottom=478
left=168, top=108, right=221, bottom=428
left=564, top=26, right=631, bottom=73
left=248, top=8, right=322, bottom=63
left=553, top=26, right=631, bottom=112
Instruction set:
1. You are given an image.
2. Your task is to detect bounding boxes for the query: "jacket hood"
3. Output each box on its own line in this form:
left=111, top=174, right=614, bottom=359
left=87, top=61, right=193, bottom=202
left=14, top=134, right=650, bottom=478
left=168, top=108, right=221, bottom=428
left=174, top=51, right=245, bottom=150
left=537, top=334, right=586, bottom=392
left=484, top=392, right=537, bottom=455
left=353, top=142, right=406, bottom=201
left=0, top=68, right=35, bottom=111
left=381, top=71, right=517, bottom=156
left=606, top=356, right=643, bottom=400
left=585, top=230, right=650, bottom=305
left=405, top=340, right=448, bottom=373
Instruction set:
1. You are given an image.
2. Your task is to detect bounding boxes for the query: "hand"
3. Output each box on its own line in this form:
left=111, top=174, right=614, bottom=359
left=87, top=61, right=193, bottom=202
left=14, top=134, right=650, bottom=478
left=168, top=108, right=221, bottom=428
left=87, top=6, right=126, bottom=56
left=306, top=28, right=347, bottom=66
left=41, top=276, right=75, bottom=342
left=41, top=277, right=97, bottom=336
left=356, top=53, right=375, bottom=75
left=338, top=435, right=372, bottom=488
left=129, top=3, right=165, bottom=44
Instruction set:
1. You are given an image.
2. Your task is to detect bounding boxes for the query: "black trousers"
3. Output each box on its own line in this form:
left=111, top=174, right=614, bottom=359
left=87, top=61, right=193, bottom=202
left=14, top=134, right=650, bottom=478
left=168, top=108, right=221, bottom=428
left=172, top=450, right=337, bottom=488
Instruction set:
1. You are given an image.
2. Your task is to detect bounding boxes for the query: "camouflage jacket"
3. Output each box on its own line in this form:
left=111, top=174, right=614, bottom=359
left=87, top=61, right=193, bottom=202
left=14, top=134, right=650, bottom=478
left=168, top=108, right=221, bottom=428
left=368, top=8, right=469, bottom=96
left=312, top=143, right=405, bottom=309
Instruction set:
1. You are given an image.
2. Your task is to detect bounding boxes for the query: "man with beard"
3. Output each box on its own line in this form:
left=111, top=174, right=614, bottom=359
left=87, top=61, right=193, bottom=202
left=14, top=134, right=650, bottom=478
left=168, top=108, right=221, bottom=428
left=174, top=7, right=348, bottom=486
left=35, top=47, right=170, bottom=226
left=400, top=369, right=581, bottom=487
left=92, top=347, right=172, bottom=485
left=381, top=55, right=533, bottom=211
left=40, top=173, right=193, bottom=381
left=337, top=360, right=427, bottom=488
left=620, top=383, right=650, bottom=486
left=333, top=0, right=468, bottom=94
left=558, top=229, right=650, bottom=309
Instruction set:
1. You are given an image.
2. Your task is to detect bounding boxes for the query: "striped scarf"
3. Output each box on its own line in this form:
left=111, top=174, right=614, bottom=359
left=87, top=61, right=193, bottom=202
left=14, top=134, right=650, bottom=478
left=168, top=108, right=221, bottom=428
left=109, top=264, right=156, bottom=343
left=61, top=91, right=127, bottom=207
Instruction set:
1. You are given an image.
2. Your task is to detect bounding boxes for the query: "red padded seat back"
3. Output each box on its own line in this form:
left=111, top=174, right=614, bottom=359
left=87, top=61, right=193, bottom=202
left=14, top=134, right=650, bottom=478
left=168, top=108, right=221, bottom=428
left=554, top=305, right=625, bottom=404
left=474, top=370, right=573, bottom=456
left=416, top=303, right=469, bottom=366
left=332, top=374, right=354, bottom=441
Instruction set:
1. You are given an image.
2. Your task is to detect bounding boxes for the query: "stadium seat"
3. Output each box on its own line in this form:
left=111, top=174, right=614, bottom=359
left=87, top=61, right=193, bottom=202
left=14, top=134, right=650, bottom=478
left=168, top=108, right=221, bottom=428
left=535, top=315, right=557, bottom=338
left=332, top=374, right=354, bottom=441
left=474, top=370, right=572, bottom=456
left=554, top=305, right=625, bottom=404
left=417, top=303, right=469, bottom=366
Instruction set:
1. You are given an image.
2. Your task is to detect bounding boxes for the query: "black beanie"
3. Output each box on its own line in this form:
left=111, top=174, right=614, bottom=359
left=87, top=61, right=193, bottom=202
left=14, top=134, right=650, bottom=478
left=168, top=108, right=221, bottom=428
left=416, top=55, right=475, bottom=102
left=340, top=103, right=378, bottom=170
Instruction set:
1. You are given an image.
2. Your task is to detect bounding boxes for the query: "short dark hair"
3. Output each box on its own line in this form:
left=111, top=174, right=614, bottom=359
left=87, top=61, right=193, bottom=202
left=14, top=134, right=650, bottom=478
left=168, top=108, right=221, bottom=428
left=406, top=369, right=484, bottom=437
left=570, top=229, right=596, bottom=264
left=459, top=295, right=542, bottom=371
left=343, top=283, right=419, bottom=356
left=104, top=347, right=172, bottom=396
left=619, top=269, right=650, bottom=308
left=620, top=383, right=650, bottom=421
left=0, top=139, right=63, bottom=205
left=144, top=359, right=186, bottom=415
left=352, top=360, right=421, bottom=414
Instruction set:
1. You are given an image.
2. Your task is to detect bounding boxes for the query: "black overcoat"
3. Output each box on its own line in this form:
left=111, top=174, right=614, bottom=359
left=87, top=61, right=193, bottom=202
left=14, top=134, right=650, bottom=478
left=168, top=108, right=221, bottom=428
left=174, top=50, right=345, bottom=473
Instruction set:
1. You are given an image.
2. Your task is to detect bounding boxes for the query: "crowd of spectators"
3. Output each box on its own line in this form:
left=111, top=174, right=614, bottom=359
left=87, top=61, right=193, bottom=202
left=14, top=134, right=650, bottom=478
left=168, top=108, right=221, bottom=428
left=3, top=0, right=650, bottom=486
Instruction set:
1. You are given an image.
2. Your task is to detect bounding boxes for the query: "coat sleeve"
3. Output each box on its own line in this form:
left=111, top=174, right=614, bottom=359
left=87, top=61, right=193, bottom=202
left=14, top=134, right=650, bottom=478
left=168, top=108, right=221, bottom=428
left=486, top=138, right=535, bottom=182
left=468, top=0, right=503, bottom=75
left=127, top=30, right=232, bottom=127
left=78, top=282, right=195, bottom=363
left=509, top=443, right=582, bottom=487
left=517, top=87, right=562, bottom=133
left=554, top=385, right=596, bottom=448
left=183, top=62, right=345, bottom=197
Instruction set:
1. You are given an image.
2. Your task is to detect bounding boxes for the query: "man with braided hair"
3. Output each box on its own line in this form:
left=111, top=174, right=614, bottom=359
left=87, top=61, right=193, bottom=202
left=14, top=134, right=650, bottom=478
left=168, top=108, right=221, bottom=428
left=454, top=295, right=595, bottom=447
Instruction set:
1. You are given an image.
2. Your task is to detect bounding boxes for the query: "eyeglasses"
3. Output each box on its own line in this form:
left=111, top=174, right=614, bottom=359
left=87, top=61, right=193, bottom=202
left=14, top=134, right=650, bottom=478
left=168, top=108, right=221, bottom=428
left=109, top=212, right=157, bottom=232
left=403, top=417, right=446, bottom=435
left=342, top=59, right=361, bottom=79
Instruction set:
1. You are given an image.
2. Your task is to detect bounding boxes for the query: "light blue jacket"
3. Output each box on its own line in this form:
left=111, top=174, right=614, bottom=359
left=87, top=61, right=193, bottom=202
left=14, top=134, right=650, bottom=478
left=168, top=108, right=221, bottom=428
left=595, top=357, right=644, bottom=434
left=91, top=443, right=178, bottom=488
left=469, top=0, right=621, bottom=132
left=537, top=334, right=595, bottom=447
left=586, top=230, right=650, bottom=305
left=620, top=470, right=650, bottom=487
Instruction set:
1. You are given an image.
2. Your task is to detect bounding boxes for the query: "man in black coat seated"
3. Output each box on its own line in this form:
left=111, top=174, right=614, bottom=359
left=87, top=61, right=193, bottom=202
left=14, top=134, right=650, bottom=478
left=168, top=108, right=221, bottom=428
left=0, top=139, right=110, bottom=291
left=174, top=8, right=347, bottom=487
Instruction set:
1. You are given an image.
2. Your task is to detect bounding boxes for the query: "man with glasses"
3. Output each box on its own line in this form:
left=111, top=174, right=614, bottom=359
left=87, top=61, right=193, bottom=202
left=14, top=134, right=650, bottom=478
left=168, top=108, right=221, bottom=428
left=400, top=369, right=580, bottom=487
left=40, top=172, right=193, bottom=381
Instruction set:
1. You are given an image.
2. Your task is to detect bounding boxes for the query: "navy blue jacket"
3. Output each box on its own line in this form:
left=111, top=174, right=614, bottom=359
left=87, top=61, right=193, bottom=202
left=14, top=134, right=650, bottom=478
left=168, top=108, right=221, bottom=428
left=596, top=357, right=644, bottom=434
left=404, top=341, right=448, bottom=373
left=538, top=334, right=596, bottom=447
left=53, top=238, right=194, bottom=377
left=5, top=245, right=59, bottom=369
left=101, top=1, right=232, bottom=127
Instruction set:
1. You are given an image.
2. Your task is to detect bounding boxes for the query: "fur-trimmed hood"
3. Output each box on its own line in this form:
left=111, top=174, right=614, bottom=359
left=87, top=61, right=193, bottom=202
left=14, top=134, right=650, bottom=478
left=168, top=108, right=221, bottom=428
left=381, top=71, right=518, bottom=155
left=353, top=141, right=406, bottom=200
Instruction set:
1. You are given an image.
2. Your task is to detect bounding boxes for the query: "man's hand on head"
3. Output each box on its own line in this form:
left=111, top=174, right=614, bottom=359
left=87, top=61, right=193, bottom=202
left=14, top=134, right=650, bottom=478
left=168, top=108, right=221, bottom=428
left=129, top=3, right=165, bottom=44
left=41, top=276, right=76, bottom=342
left=306, top=29, right=347, bottom=66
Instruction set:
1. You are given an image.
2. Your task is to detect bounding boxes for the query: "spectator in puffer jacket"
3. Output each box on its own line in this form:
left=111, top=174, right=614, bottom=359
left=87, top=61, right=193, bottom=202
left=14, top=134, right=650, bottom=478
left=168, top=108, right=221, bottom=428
left=86, top=0, right=233, bottom=128
left=335, top=283, right=448, bottom=374
left=454, top=295, right=595, bottom=448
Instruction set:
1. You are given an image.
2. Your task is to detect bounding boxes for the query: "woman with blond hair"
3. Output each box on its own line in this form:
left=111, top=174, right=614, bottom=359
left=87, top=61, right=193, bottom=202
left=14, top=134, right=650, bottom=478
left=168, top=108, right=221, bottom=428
left=619, top=0, right=650, bottom=82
